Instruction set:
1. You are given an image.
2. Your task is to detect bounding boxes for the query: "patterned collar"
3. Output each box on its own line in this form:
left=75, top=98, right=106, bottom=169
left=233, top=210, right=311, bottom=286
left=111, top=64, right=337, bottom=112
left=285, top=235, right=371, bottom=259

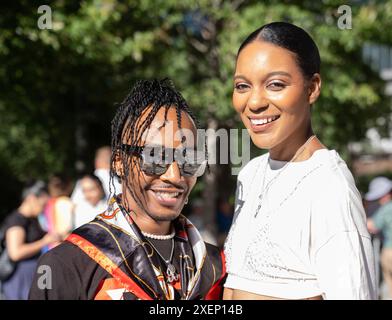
left=98, top=196, right=206, bottom=277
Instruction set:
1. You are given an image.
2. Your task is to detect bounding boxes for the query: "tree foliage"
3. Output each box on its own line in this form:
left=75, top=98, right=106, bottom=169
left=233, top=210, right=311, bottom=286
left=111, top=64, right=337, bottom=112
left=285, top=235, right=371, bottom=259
left=0, top=0, right=391, bottom=217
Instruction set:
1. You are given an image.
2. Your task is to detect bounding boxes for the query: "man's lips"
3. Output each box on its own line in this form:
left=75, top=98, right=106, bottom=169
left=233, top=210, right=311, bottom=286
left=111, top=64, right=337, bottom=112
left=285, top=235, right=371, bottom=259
left=148, top=186, right=186, bottom=206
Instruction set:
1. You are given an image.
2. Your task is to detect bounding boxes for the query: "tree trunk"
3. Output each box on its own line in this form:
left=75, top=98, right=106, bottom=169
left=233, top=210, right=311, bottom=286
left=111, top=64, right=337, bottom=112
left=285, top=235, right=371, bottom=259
left=202, top=118, right=218, bottom=238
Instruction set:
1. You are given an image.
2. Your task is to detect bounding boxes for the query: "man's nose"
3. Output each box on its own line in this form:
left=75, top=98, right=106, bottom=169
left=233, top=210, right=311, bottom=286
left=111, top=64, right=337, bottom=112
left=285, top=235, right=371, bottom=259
left=160, top=161, right=182, bottom=183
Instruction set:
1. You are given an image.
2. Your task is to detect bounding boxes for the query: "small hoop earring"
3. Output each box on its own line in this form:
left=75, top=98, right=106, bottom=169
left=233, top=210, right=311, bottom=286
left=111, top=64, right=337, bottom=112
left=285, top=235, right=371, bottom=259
left=185, top=198, right=188, bottom=204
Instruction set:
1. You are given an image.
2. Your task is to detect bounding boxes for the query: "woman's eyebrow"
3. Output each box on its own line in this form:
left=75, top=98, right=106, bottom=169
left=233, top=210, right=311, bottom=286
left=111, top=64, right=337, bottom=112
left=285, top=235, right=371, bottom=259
left=266, top=71, right=292, bottom=78
left=234, top=71, right=292, bottom=82
left=233, top=74, right=250, bottom=82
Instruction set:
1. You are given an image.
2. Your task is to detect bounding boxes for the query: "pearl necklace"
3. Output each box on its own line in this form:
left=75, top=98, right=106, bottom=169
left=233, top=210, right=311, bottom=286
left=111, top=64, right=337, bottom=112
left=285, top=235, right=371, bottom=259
left=141, top=230, right=176, bottom=240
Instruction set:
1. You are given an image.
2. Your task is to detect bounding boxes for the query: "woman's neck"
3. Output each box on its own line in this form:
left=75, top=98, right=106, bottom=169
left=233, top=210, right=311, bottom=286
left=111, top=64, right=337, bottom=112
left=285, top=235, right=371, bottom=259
left=269, top=127, right=325, bottom=162
left=18, top=203, right=33, bottom=218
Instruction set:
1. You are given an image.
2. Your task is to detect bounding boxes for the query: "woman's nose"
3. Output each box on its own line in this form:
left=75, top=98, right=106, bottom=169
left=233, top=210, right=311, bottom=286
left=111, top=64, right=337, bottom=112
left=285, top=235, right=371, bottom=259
left=247, top=89, right=269, bottom=113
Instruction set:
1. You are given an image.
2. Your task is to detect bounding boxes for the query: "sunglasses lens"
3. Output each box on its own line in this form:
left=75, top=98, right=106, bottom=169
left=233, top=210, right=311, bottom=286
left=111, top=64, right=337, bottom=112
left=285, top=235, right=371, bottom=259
left=182, top=161, right=207, bottom=177
left=139, top=147, right=207, bottom=177
left=141, top=162, right=168, bottom=176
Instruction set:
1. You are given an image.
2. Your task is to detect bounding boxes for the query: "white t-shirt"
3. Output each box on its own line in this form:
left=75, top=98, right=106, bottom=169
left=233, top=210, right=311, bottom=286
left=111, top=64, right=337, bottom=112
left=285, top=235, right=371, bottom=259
left=73, top=199, right=107, bottom=230
left=224, top=149, right=377, bottom=300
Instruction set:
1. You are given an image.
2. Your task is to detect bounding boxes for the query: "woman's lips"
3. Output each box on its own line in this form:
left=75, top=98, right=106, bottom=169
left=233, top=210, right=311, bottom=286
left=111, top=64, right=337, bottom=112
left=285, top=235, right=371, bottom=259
left=248, top=115, right=280, bottom=133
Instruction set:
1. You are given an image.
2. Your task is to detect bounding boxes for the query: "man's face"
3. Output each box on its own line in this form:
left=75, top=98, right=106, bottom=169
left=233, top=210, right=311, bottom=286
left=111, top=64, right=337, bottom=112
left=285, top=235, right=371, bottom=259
left=117, top=106, right=200, bottom=222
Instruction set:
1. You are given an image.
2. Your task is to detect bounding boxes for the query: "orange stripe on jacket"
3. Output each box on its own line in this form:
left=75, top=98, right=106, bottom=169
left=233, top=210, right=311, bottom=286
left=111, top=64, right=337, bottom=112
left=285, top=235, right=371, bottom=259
left=66, top=233, right=152, bottom=300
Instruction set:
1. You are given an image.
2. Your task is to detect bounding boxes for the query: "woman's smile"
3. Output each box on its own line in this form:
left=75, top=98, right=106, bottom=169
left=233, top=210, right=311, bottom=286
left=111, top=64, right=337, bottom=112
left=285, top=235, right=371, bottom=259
left=247, top=115, right=281, bottom=133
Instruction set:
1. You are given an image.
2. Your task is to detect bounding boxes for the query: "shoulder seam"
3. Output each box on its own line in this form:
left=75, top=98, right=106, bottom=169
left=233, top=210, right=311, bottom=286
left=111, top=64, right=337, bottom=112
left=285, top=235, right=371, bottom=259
left=314, top=229, right=370, bottom=256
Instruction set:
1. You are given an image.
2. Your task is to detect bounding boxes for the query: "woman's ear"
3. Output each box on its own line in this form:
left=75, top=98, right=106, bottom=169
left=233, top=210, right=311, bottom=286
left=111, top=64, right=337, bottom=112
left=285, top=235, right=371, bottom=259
left=308, top=73, right=321, bottom=105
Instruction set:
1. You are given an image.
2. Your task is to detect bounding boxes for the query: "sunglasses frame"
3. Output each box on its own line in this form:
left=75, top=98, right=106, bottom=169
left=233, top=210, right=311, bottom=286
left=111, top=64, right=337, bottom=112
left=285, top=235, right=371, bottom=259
left=120, top=144, right=207, bottom=177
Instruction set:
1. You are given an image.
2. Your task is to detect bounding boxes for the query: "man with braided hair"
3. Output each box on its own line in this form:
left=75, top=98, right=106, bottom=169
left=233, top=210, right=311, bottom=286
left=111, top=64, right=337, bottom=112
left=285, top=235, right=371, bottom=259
left=29, top=79, right=226, bottom=300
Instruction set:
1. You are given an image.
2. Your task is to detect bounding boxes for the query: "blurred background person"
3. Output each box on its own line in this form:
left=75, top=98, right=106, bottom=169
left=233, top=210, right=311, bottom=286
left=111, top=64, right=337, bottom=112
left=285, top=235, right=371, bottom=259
left=216, top=197, right=234, bottom=247
left=0, top=180, right=61, bottom=300
left=94, top=146, right=122, bottom=198
left=43, top=174, right=74, bottom=249
left=71, top=146, right=122, bottom=206
left=73, top=174, right=107, bottom=229
left=187, top=198, right=217, bottom=246
left=366, top=177, right=392, bottom=299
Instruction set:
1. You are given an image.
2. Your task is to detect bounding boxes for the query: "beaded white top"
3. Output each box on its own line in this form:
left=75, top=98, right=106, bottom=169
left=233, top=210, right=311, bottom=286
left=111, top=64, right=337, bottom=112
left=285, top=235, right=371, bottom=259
left=224, top=149, right=377, bottom=300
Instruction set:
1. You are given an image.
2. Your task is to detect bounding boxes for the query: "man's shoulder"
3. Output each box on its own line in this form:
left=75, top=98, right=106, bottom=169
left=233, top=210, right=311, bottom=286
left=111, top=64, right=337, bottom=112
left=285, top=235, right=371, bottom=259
left=38, top=240, right=89, bottom=268
left=204, top=242, right=223, bottom=264
left=381, top=201, right=392, bottom=212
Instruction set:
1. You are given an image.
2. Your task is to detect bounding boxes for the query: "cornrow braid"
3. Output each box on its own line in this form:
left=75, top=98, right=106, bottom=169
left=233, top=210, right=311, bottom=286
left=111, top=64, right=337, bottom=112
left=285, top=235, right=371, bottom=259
left=109, top=78, right=204, bottom=213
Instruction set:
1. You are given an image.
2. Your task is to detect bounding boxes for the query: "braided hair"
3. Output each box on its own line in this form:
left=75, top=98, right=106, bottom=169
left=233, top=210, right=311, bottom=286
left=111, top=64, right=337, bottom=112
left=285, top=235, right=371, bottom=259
left=110, top=78, right=202, bottom=212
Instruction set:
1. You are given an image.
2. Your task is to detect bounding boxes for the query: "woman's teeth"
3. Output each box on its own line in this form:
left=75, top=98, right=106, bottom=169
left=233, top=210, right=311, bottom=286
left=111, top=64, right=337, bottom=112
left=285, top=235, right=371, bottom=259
left=250, top=115, right=279, bottom=125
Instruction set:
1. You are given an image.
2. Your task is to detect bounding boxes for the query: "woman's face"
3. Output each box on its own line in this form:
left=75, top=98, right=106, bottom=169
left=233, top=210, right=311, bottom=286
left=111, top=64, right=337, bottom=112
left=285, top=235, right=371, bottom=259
left=29, top=193, right=49, bottom=217
left=233, top=41, right=320, bottom=151
left=81, top=178, right=104, bottom=207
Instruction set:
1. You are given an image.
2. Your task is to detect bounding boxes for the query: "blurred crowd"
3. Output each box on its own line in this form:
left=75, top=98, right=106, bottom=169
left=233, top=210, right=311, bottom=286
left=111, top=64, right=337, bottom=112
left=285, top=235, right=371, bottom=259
left=0, top=146, right=120, bottom=299
left=363, top=176, right=392, bottom=300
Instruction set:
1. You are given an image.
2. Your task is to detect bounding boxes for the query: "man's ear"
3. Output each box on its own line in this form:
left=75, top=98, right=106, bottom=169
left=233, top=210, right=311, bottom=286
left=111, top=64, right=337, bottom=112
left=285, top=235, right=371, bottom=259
left=113, top=151, right=124, bottom=177
left=308, top=73, right=321, bottom=105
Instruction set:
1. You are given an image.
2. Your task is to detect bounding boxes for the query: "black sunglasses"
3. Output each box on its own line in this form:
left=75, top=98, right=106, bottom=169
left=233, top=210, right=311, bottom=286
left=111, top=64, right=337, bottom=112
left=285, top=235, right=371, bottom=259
left=121, top=144, right=207, bottom=177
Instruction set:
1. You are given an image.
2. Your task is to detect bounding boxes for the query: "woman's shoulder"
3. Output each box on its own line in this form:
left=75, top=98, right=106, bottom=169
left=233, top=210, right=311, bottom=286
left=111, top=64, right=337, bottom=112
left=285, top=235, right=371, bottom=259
left=3, top=211, right=29, bottom=230
left=308, top=149, right=368, bottom=235
left=310, top=149, right=357, bottom=194
left=237, top=153, right=268, bottom=181
left=55, top=196, right=74, bottom=209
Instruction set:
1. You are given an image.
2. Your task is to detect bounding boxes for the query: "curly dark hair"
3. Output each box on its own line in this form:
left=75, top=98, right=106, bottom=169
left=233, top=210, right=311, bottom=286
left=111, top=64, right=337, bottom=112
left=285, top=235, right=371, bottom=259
left=110, top=78, right=204, bottom=212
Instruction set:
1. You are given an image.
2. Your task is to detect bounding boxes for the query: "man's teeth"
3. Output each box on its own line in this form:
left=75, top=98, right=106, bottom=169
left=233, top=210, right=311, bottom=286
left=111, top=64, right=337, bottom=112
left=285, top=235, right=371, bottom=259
left=250, top=116, right=279, bottom=125
left=154, top=191, right=180, bottom=199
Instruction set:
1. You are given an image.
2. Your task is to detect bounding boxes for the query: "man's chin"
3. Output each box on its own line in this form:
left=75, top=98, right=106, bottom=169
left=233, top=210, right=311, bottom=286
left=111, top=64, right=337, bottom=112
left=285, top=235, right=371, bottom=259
left=147, top=209, right=181, bottom=222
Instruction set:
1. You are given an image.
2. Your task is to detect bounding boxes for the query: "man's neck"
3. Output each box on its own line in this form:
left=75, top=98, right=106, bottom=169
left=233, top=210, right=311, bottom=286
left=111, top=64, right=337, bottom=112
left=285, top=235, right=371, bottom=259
left=130, top=212, right=172, bottom=235
left=119, top=194, right=174, bottom=235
